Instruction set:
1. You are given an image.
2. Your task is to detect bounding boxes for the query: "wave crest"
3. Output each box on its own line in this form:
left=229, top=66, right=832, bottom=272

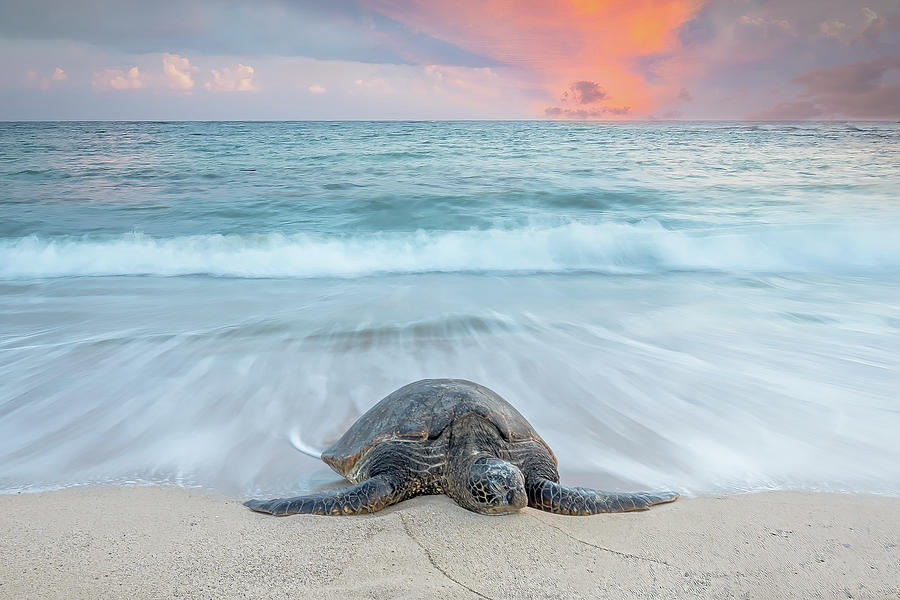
left=1, top=222, right=898, bottom=279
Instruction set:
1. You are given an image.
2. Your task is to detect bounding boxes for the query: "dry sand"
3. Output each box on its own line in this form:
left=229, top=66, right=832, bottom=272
left=0, top=486, right=897, bottom=599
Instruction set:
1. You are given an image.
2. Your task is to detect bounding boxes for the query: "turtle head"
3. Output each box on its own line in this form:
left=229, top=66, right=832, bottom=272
left=465, top=457, right=527, bottom=515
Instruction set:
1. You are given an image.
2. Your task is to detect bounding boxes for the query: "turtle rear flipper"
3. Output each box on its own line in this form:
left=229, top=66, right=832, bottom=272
left=526, top=479, right=677, bottom=515
left=244, top=474, right=404, bottom=516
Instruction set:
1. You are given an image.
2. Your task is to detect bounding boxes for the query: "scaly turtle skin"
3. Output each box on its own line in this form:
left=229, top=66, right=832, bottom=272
left=244, top=379, right=677, bottom=516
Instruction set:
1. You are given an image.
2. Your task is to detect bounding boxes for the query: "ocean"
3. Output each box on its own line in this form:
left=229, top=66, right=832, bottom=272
left=1, top=121, right=898, bottom=498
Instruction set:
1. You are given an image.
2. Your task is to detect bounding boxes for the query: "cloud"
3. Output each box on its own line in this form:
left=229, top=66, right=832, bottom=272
left=92, top=66, right=145, bottom=91
left=24, top=69, right=44, bottom=89
left=354, top=77, right=391, bottom=92
left=92, top=55, right=257, bottom=94
left=308, top=84, right=327, bottom=94
left=854, top=8, right=900, bottom=44
left=795, top=56, right=899, bottom=96
left=864, top=7, right=879, bottom=26
left=815, top=7, right=899, bottom=45
left=666, top=0, right=900, bottom=119
left=819, top=20, right=848, bottom=41
left=545, top=79, right=636, bottom=119
left=545, top=105, right=631, bottom=119
left=205, top=64, right=257, bottom=92
left=562, top=81, right=607, bottom=104
left=738, top=14, right=796, bottom=37
left=545, top=79, right=627, bottom=119
left=3, top=0, right=900, bottom=120
left=749, top=57, right=900, bottom=119
left=162, top=53, right=195, bottom=91
left=25, top=66, right=67, bottom=90
left=361, top=0, right=700, bottom=116
left=0, top=0, right=496, bottom=68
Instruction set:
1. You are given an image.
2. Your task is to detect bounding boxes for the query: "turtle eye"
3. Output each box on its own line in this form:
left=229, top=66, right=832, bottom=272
left=506, top=490, right=517, bottom=504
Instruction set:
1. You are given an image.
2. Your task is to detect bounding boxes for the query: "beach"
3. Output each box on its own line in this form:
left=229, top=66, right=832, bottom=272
left=1, top=486, right=897, bottom=599
left=4, top=1, right=900, bottom=595
left=2, top=121, right=899, bottom=598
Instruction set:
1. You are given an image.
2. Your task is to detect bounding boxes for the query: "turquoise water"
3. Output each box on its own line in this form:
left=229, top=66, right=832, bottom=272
left=1, top=121, right=898, bottom=497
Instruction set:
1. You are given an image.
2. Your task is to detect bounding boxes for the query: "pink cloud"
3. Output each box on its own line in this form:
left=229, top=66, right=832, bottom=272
left=25, top=67, right=68, bottom=90
left=360, top=0, right=701, bottom=118
left=205, top=64, right=257, bottom=92
left=92, top=66, right=145, bottom=91
left=92, top=55, right=260, bottom=94
left=354, top=78, right=392, bottom=92
left=162, top=53, right=195, bottom=91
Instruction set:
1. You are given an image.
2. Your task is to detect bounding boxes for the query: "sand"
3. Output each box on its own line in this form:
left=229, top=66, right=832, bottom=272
left=0, top=487, right=897, bottom=599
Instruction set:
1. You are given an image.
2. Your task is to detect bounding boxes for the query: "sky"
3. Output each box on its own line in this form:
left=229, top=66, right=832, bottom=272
left=1, top=0, right=898, bottom=120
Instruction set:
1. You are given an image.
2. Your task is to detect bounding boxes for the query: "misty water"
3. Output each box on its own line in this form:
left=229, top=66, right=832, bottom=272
left=1, top=121, right=898, bottom=498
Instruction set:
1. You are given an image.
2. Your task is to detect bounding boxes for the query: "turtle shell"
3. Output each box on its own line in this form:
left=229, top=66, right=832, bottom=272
left=321, top=379, right=555, bottom=478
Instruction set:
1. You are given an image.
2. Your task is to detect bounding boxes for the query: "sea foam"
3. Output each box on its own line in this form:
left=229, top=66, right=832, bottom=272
left=1, top=221, right=898, bottom=279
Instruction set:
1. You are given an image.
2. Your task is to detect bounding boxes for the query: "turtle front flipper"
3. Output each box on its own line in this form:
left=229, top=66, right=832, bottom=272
left=526, top=479, right=677, bottom=516
left=244, top=474, right=404, bottom=516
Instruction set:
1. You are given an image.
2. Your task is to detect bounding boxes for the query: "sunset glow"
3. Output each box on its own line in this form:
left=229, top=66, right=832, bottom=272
left=1, top=0, right=898, bottom=119
left=364, top=0, right=701, bottom=116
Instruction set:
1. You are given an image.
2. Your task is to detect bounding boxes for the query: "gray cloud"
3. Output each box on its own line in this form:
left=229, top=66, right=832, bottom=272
left=545, top=105, right=631, bottom=119
left=680, top=0, right=900, bottom=45
left=854, top=9, right=900, bottom=47
left=795, top=56, right=900, bottom=95
left=748, top=57, right=900, bottom=119
left=671, top=0, right=900, bottom=119
left=0, top=0, right=496, bottom=67
left=562, top=81, right=607, bottom=104
left=547, top=80, right=629, bottom=119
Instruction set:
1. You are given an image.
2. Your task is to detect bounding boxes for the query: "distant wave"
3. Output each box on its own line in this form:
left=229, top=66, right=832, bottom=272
left=1, top=221, right=898, bottom=279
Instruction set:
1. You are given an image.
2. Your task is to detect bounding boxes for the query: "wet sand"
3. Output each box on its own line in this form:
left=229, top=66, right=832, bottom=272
left=0, top=486, right=897, bottom=599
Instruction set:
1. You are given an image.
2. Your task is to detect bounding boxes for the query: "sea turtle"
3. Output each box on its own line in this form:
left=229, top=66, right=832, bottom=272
left=244, top=379, right=677, bottom=516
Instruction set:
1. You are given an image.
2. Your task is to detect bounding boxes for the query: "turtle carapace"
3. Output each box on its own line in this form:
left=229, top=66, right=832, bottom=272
left=244, top=379, right=677, bottom=516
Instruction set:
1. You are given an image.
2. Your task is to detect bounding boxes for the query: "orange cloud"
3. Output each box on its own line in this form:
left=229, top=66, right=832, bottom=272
left=92, top=66, right=145, bottom=91
left=363, top=0, right=704, bottom=117
left=205, top=64, right=257, bottom=92
left=162, top=53, right=196, bottom=91
left=26, top=67, right=68, bottom=90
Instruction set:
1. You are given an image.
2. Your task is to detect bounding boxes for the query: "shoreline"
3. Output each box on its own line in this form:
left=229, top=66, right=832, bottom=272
left=1, top=486, right=898, bottom=599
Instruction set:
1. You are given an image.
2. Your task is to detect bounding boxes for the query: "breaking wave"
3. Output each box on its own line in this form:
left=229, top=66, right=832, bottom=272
left=1, top=221, right=898, bottom=279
